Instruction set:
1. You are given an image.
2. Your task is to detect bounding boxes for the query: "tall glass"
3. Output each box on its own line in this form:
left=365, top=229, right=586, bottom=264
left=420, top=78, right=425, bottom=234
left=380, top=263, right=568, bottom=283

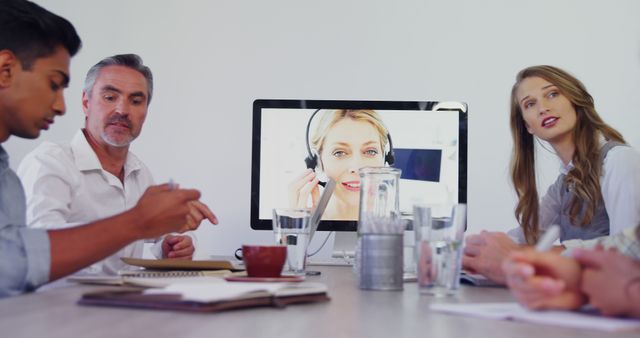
left=358, top=167, right=401, bottom=234
left=415, top=204, right=466, bottom=296
left=356, top=167, right=404, bottom=290
left=272, top=208, right=311, bottom=276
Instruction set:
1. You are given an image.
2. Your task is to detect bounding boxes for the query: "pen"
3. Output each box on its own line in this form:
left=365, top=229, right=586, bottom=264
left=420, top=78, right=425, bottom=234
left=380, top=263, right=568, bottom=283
left=535, top=224, right=560, bottom=251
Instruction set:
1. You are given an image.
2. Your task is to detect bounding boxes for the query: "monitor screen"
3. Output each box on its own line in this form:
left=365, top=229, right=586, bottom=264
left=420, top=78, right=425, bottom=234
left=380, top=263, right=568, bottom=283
left=251, top=99, right=467, bottom=231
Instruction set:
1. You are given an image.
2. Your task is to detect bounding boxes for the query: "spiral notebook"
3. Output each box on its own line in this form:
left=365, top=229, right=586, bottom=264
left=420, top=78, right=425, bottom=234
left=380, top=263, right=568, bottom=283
left=67, top=269, right=233, bottom=288
left=120, top=257, right=244, bottom=271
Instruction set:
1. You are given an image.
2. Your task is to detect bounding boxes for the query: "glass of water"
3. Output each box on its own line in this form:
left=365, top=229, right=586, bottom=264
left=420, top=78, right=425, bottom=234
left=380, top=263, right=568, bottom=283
left=272, top=208, right=311, bottom=276
left=415, top=204, right=466, bottom=296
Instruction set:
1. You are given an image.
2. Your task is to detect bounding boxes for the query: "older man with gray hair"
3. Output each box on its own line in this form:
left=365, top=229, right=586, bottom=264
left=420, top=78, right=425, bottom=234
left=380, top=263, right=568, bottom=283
left=17, top=54, right=217, bottom=275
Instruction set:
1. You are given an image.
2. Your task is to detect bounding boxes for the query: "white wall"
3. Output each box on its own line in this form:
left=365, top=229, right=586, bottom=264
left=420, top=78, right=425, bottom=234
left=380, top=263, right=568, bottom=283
left=6, top=0, right=640, bottom=258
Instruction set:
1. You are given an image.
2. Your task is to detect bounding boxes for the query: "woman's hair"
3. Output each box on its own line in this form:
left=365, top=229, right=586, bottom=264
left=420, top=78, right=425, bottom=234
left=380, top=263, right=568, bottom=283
left=509, top=65, right=626, bottom=244
left=310, top=109, right=388, bottom=167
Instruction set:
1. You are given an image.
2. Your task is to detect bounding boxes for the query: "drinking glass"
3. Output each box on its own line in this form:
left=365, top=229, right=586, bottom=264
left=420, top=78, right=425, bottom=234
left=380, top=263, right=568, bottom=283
left=415, top=204, right=466, bottom=296
left=272, top=208, right=311, bottom=276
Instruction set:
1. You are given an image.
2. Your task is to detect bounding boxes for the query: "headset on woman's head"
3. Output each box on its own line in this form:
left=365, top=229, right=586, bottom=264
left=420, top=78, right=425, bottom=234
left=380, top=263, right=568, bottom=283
left=304, top=109, right=395, bottom=176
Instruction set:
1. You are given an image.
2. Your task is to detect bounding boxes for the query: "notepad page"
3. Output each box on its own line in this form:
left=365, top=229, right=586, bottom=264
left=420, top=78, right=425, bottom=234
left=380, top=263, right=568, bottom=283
left=124, top=276, right=226, bottom=288
left=430, top=302, right=640, bottom=332
left=145, top=282, right=285, bottom=302
left=144, top=281, right=328, bottom=303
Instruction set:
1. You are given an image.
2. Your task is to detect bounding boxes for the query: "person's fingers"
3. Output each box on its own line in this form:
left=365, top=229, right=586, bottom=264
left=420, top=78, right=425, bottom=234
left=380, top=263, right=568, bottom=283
left=193, top=201, right=218, bottom=224
left=171, top=236, right=192, bottom=250
left=289, top=173, right=316, bottom=208
left=148, top=184, right=172, bottom=193
left=517, top=276, right=564, bottom=295
left=180, top=215, right=197, bottom=232
left=176, top=189, right=201, bottom=203
left=188, top=214, right=197, bottom=226
left=572, top=249, right=606, bottom=269
left=167, top=244, right=195, bottom=259
left=513, top=277, right=566, bottom=310
left=297, top=177, right=319, bottom=207
left=189, top=202, right=204, bottom=220
left=532, top=289, right=583, bottom=311
left=294, top=169, right=314, bottom=182
left=290, top=170, right=315, bottom=193
left=503, top=258, right=534, bottom=282
left=163, top=234, right=178, bottom=243
left=161, top=238, right=171, bottom=251
left=463, top=244, right=480, bottom=256
left=462, top=255, right=478, bottom=271
left=465, top=234, right=487, bottom=246
left=289, top=171, right=314, bottom=208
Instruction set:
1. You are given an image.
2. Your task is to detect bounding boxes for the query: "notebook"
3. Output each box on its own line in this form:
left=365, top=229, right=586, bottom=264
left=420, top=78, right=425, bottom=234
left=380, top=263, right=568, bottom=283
left=120, top=257, right=244, bottom=271
left=78, top=281, right=330, bottom=312
left=67, top=270, right=233, bottom=288
left=430, top=302, right=640, bottom=332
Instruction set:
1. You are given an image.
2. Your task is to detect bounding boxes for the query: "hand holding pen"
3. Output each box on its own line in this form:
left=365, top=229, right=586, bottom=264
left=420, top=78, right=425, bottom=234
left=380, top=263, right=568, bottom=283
left=502, top=225, right=585, bottom=310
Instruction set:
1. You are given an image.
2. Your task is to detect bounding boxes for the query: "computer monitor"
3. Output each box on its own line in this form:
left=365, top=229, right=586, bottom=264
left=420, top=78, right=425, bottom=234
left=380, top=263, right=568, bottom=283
left=250, top=99, right=467, bottom=237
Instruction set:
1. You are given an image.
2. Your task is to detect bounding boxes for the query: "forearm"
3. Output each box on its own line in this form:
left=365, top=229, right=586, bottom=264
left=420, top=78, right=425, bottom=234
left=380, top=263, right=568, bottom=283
left=48, top=209, right=142, bottom=281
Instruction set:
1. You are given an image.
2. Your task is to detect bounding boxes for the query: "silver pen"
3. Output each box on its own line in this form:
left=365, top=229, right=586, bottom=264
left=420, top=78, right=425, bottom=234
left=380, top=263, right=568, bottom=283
left=535, top=224, right=561, bottom=251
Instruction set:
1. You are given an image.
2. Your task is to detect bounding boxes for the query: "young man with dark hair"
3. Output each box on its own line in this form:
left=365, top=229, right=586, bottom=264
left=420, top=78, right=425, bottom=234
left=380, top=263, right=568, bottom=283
left=0, top=0, right=202, bottom=297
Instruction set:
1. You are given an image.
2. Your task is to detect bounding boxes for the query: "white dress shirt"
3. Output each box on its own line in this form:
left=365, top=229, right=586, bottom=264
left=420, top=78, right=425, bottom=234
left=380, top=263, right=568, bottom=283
left=17, top=130, right=160, bottom=275
left=508, top=144, right=640, bottom=247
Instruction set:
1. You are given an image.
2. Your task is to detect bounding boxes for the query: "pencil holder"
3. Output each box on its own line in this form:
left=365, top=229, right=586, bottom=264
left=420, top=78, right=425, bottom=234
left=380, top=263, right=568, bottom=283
left=356, top=233, right=403, bottom=291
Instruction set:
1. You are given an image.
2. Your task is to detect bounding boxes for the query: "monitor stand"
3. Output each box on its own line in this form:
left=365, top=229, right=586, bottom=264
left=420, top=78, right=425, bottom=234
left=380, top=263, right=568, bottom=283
left=331, top=232, right=356, bottom=263
left=308, top=232, right=357, bottom=266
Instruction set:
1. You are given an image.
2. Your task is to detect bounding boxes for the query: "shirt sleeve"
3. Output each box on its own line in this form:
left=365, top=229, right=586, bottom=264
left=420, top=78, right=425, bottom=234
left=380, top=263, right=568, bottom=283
left=563, top=226, right=640, bottom=259
left=0, top=222, right=50, bottom=297
left=600, top=146, right=640, bottom=235
left=17, top=147, right=76, bottom=229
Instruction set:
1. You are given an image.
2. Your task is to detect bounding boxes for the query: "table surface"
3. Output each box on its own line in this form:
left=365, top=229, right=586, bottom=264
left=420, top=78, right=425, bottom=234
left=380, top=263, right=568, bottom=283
left=0, top=266, right=637, bottom=338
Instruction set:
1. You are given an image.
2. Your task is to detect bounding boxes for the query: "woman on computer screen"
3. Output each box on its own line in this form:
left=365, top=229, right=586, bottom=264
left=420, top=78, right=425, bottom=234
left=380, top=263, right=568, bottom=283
left=462, top=65, right=640, bottom=284
left=288, top=109, right=391, bottom=220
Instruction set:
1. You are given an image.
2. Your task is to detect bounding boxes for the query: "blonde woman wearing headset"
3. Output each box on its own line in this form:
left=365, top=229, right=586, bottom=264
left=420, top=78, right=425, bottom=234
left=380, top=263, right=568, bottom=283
left=288, top=109, right=392, bottom=220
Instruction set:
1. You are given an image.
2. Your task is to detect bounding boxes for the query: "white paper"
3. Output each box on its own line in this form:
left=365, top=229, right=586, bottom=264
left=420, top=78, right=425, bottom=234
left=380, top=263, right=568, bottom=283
left=430, top=302, right=640, bottom=332
left=144, top=281, right=327, bottom=303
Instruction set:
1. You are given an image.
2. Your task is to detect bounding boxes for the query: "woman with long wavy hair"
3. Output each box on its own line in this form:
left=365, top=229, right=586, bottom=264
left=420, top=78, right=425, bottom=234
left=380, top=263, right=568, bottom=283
left=462, top=65, right=640, bottom=284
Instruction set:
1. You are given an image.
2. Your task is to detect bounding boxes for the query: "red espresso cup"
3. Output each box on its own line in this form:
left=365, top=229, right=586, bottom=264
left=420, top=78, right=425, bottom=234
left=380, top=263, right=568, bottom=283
left=242, top=245, right=287, bottom=278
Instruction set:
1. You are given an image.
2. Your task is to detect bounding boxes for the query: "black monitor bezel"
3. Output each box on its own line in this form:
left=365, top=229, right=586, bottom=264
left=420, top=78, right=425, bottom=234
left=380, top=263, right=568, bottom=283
left=250, top=99, right=467, bottom=231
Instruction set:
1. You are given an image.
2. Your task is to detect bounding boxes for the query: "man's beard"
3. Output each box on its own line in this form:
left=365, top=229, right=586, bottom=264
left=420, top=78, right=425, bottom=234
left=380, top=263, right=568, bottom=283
left=102, top=115, right=135, bottom=147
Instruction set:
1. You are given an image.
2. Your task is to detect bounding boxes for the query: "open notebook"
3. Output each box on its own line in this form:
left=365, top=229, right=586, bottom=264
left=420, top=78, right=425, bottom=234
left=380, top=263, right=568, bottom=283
left=79, top=281, right=329, bottom=313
